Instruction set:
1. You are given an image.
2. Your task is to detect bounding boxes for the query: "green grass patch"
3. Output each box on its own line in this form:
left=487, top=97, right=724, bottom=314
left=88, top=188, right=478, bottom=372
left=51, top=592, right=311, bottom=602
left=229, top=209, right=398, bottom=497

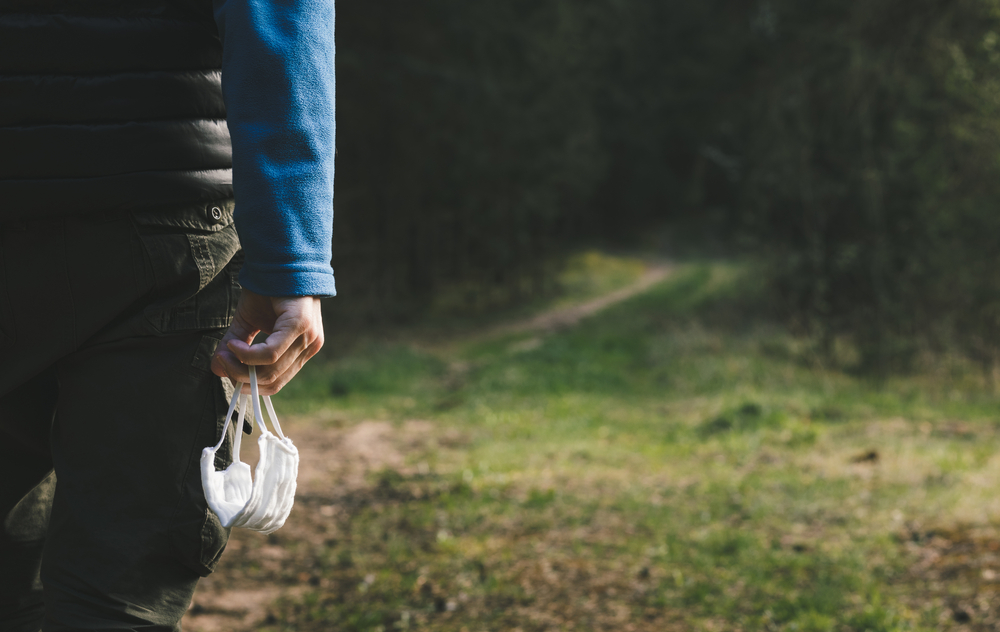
left=259, top=258, right=1000, bottom=631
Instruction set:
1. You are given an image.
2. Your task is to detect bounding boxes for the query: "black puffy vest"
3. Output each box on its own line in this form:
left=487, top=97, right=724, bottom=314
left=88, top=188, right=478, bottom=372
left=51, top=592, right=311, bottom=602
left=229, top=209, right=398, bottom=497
left=0, top=0, right=232, bottom=220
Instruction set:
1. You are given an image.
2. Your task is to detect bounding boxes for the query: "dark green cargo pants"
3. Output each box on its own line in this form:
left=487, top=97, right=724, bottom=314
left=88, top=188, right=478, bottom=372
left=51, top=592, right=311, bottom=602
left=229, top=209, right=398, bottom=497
left=0, top=204, right=242, bottom=631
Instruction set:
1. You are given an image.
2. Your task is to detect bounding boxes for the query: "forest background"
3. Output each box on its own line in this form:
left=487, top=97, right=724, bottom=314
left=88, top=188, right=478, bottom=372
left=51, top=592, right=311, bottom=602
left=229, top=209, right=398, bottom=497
left=330, top=0, right=1000, bottom=375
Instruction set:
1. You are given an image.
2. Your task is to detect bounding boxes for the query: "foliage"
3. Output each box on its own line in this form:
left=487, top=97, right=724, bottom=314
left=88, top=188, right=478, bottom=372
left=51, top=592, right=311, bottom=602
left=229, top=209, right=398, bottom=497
left=333, top=0, right=1000, bottom=372
left=332, top=0, right=747, bottom=319
left=335, top=0, right=605, bottom=317
left=740, top=0, right=1000, bottom=372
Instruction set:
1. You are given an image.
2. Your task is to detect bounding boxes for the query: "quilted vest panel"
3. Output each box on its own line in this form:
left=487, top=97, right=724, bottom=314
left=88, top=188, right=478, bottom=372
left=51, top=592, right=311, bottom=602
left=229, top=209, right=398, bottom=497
left=0, top=0, right=232, bottom=219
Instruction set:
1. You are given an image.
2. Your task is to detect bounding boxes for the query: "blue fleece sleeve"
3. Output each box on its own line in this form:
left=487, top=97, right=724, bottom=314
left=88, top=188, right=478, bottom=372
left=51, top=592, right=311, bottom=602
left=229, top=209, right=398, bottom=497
left=212, top=0, right=336, bottom=297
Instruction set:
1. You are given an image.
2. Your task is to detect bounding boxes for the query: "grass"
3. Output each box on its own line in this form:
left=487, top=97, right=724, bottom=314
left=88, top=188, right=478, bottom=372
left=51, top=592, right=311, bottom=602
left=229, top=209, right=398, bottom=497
left=255, top=258, right=1000, bottom=632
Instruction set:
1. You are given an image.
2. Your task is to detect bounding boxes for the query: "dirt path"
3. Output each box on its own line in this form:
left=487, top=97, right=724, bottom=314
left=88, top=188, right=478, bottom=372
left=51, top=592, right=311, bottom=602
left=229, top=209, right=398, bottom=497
left=495, top=261, right=673, bottom=336
left=183, top=420, right=440, bottom=632
left=182, top=261, right=673, bottom=632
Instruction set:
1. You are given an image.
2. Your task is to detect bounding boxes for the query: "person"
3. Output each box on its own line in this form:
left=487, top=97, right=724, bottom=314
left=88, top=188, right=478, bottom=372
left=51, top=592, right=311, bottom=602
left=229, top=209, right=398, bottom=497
left=0, top=0, right=336, bottom=629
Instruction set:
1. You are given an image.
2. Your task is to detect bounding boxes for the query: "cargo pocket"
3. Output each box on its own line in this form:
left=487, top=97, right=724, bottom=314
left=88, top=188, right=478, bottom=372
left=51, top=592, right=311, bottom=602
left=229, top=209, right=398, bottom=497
left=171, top=508, right=230, bottom=577
left=131, top=201, right=242, bottom=335
left=171, top=373, right=234, bottom=576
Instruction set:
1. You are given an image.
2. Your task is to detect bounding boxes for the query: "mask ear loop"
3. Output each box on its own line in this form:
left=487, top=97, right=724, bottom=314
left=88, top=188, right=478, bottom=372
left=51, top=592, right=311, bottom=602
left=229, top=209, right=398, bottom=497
left=262, top=394, right=287, bottom=440
left=248, top=367, right=288, bottom=440
left=248, top=366, right=271, bottom=436
left=232, top=394, right=249, bottom=461
left=212, top=382, right=245, bottom=454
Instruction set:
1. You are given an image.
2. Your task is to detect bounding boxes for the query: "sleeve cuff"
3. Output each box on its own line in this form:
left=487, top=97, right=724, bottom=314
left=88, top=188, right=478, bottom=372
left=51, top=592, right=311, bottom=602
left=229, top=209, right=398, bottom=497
left=238, top=265, right=337, bottom=298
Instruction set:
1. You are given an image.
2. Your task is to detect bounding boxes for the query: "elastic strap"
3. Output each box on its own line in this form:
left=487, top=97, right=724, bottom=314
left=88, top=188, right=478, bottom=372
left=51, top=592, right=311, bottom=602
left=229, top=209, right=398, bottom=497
left=248, top=366, right=269, bottom=435
left=263, top=394, right=286, bottom=440
left=248, top=366, right=287, bottom=440
left=212, top=382, right=244, bottom=453
left=232, top=394, right=248, bottom=460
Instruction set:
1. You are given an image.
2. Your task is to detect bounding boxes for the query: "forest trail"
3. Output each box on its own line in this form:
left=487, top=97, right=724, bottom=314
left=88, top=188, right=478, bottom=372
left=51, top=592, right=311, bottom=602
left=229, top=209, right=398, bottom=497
left=495, top=261, right=672, bottom=336
left=182, top=260, right=674, bottom=632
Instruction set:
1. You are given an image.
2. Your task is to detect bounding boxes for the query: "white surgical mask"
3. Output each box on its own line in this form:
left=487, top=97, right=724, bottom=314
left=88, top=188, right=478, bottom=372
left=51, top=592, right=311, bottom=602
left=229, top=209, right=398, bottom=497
left=201, top=366, right=299, bottom=534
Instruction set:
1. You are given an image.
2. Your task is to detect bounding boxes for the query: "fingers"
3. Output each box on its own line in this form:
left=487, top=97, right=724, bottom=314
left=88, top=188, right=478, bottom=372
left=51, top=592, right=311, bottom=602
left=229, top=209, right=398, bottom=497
left=250, top=338, right=322, bottom=395
left=210, top=331, right=252, bottom=385
left=211, top=294, right=324, bottom=395
left=214, top=333, right=320, bottom=395
left=210, top=306, right=262, bottom=383
left=229, top=320, right=301, bottom=367
left=224, top=334, right=321, bottom=395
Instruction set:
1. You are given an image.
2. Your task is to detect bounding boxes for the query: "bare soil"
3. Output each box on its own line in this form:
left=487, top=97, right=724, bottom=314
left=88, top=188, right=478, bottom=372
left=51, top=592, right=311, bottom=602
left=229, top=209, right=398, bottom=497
left=183, top=261, right=675, bottom=632
left=184, top=419, right=436, bottom=632
left=899, top=524, right=1000, bottom=630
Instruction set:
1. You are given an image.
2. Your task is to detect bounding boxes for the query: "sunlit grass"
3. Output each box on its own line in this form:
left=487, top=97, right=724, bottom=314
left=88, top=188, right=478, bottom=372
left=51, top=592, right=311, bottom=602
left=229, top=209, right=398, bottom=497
left=262, top=260, right=1000, bottom=631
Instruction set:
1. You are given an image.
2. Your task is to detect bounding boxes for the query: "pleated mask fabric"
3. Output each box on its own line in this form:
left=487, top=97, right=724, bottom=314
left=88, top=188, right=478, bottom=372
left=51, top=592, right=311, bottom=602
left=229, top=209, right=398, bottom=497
left=201, top=366, right=299, bottom=534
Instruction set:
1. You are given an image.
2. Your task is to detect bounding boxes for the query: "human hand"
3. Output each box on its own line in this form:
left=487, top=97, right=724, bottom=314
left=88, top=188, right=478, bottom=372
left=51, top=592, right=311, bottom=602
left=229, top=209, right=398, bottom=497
left=211, top=289, right=325, bottom=395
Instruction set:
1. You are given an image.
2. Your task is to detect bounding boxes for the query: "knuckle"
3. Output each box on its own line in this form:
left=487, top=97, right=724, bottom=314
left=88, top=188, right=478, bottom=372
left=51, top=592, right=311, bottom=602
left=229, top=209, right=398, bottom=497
left=257, top=371, right=278, bottom=385
left=270, top=379, right=289, bottom=395
left=262, top=379, right=284, bottom=395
